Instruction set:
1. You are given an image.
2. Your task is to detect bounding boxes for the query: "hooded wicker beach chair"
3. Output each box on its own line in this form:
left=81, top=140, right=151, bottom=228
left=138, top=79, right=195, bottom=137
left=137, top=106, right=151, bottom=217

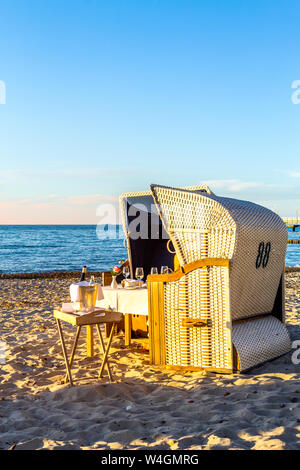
left=120, top=184, right=291, bottom=373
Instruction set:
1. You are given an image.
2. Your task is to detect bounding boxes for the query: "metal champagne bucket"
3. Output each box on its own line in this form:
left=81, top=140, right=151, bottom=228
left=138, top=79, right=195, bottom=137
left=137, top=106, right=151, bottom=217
left=78, top=285, right=98, bottom=311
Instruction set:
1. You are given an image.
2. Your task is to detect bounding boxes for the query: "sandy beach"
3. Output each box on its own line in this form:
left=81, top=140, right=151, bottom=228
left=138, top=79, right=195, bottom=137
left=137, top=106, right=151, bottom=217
left=0, top=271, right=299, bottom=450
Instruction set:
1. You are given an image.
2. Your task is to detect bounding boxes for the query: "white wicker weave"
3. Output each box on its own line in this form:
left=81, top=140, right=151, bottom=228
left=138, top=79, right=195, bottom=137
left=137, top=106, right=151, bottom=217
left=232, top=316, right=291, bottom=371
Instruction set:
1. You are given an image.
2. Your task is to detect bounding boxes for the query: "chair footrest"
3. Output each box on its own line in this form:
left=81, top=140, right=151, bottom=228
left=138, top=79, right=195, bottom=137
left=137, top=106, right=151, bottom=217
left=232, top=315, right=291, bottom=372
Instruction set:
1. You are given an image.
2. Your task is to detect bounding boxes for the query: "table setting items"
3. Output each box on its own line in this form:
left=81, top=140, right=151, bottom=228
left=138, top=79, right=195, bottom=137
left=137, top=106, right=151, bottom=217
left=121, top=279, right=144, bottom=289
left=119, top=265, right=172, bottom=288
left=121, top=266, right=145, bottom=289
left=110, top=264, right=122, bottom=288
left=161, top=266, right=171, bottom=274
left=123, top=265, right=130, bottom=279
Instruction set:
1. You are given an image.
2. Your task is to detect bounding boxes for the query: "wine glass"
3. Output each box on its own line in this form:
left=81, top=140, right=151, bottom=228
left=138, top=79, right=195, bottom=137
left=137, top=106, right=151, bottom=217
left=151, top=267, right=158, bottom=275
left=135, top=267, right=144, bottom=282
left=123, top=266, right=130, bottom=279
left=161, top=266, right=169, bottom=274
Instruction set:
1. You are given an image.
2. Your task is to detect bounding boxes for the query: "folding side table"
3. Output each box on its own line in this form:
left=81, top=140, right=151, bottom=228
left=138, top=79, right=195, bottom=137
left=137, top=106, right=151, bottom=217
left=53, top=307, right=122, bottom=386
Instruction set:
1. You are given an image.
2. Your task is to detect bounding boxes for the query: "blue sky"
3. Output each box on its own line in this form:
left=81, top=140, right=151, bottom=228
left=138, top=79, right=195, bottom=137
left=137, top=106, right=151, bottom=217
left=0, top=0, right=300, bottom=223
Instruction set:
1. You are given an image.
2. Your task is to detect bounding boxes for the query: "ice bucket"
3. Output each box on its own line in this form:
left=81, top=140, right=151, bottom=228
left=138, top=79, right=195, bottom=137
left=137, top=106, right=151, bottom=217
left=78, top=285, right=98, bottom=312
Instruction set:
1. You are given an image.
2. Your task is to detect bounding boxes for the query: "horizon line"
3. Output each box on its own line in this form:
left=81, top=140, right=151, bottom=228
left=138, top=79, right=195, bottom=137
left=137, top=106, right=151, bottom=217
left=0, top=223, right=124, bottom=226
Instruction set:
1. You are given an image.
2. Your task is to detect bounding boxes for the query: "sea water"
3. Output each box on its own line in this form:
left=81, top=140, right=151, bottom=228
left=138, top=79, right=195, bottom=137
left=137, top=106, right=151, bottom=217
left=0, top=225, right=299, bottom=274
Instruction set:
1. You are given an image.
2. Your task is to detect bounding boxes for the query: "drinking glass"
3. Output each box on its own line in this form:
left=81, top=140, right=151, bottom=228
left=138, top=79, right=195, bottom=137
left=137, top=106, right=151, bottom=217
left=150, top=267, right=158, bottom=275
left=123, top=266, right=130, bottom=279
left=161, top=266, right=169, bottom=274
left=135, top=267, right=144, bottom=281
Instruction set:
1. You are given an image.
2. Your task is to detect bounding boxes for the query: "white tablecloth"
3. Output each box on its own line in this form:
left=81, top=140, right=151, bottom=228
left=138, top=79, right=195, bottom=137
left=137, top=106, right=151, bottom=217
left=96, top=286, right=148, bottom=316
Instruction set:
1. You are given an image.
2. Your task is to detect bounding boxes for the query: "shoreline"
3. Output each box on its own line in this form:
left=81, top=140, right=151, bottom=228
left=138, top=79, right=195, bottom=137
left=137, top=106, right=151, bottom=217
left=0, top=271, right=103, bottom=280
left=0, top=266, right=299, bottom=279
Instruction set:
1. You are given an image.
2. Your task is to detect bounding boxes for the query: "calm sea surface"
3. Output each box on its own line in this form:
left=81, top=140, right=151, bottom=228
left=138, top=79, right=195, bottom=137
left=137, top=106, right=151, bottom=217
left=0, top=225, right=299, bottom=274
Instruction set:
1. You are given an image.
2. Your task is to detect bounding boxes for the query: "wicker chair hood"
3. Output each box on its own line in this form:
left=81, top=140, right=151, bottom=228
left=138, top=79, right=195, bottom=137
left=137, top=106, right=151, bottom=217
left=150, top=184, right=288, bottom=321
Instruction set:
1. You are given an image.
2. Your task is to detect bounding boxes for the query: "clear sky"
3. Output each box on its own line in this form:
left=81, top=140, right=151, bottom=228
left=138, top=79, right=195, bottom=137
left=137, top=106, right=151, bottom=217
left=0, top=0, right=300, bottom=223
